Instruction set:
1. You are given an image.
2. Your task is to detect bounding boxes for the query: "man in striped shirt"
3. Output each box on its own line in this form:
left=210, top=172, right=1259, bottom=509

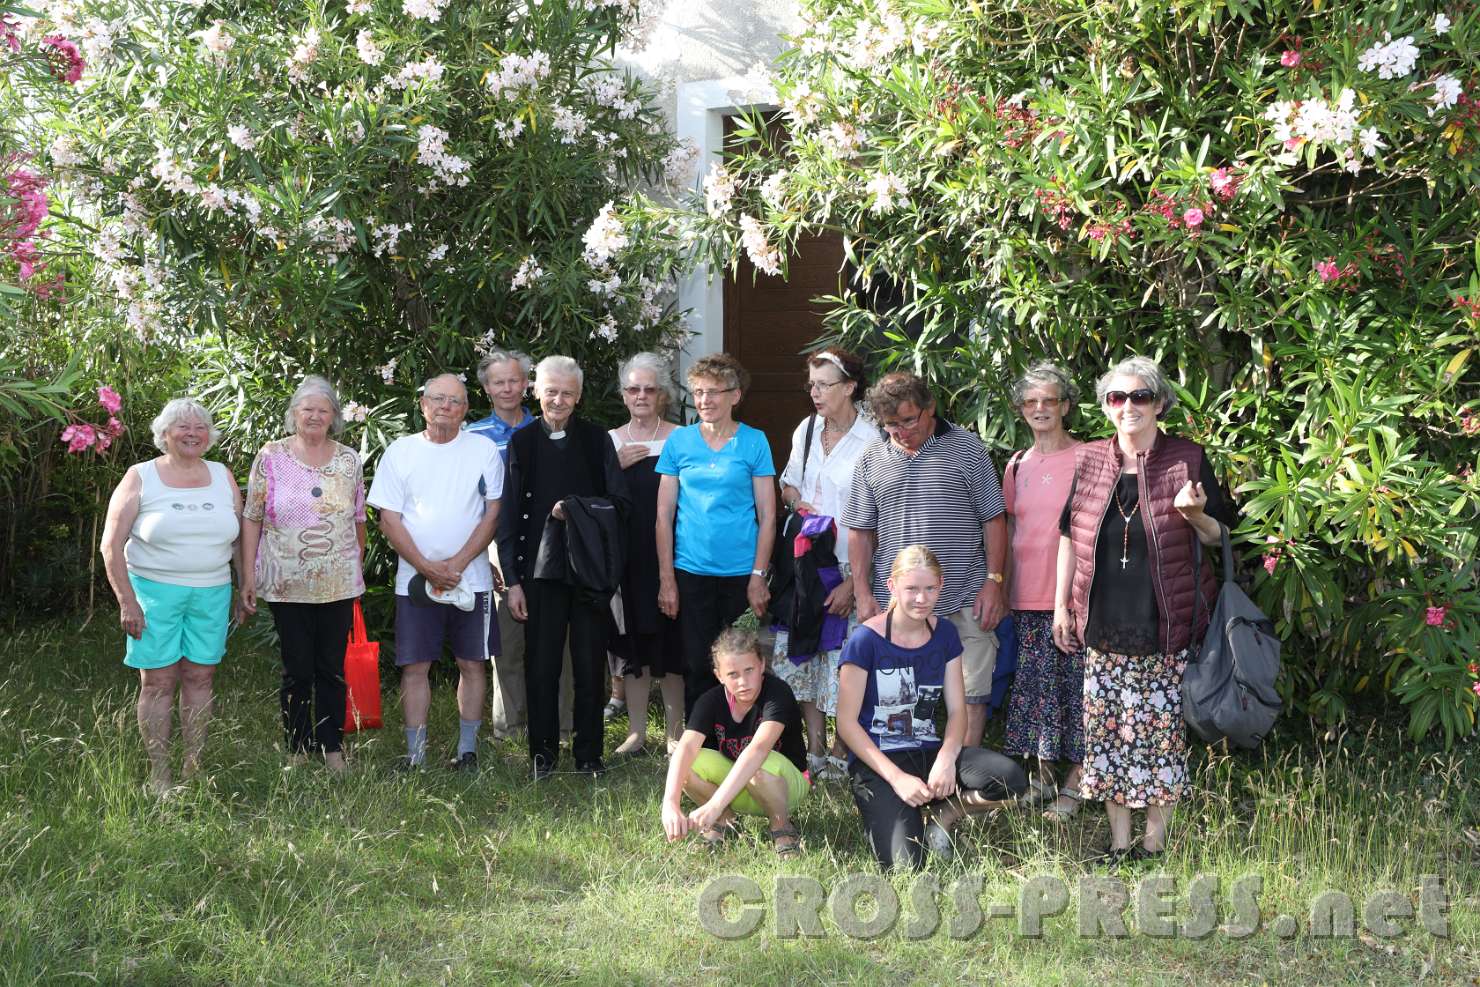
left=843, top=372, right=1009, bottom=747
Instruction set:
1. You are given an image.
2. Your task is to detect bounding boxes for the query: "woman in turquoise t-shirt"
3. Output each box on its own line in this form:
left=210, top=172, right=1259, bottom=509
left=656, top=353, right=776, bottom=713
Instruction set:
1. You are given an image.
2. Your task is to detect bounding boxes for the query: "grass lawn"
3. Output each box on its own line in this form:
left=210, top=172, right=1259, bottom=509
left=1, top=619, right=1476, bottom=986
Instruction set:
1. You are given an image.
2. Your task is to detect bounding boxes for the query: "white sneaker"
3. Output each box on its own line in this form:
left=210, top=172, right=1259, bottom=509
left=808, top=754, right=847, bottom=782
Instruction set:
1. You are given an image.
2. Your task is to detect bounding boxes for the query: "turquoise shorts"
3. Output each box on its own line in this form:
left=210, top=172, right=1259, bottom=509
left=124, top=574, right=232, bottom=670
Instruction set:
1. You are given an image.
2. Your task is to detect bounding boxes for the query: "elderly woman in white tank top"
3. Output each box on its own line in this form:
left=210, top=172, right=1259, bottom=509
left=101, top=398, right=245, bottom=797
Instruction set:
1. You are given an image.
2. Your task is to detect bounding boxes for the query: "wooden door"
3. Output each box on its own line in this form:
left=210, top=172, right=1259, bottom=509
left=722, top=231, right=845, bottom=471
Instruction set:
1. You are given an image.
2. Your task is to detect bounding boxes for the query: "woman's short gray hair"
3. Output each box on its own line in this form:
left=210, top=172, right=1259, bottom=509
left=1096, top=355, right=1178, bottom=418
left=1010, top=361, right=1079, bottom=409
left=150, top=398, right=220, bottom=453
left=535, top=355, right=583, bottom=390
left=283, top=375, right=344, bottom=435
left=618, top=351, right=676, bottom=414
left=477, top=349, right=533, bottom=388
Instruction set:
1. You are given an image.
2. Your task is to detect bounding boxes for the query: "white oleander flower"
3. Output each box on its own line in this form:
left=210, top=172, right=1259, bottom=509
left=356, top=29, right=384, bottom=66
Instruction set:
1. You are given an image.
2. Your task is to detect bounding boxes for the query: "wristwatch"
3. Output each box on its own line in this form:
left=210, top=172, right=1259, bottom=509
left=751, top=568, right=769, bottom=578
left=986, top=572, right=1005, bottom=584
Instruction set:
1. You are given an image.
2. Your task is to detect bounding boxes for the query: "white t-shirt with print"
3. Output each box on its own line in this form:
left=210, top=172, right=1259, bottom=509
left=367, top=431, right=504, bottom=594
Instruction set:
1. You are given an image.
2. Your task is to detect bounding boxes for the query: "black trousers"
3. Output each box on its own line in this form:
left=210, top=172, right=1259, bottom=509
left=524, top=580, right=607, bottom=767
left=849, top=747, right=1027, bottom=870
left=675, top=569, right=751, bottom=715
left=268, top=598, right=355, bottom=755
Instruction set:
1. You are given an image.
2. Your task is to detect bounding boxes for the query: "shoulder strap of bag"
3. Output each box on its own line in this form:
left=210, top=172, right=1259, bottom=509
left=1005, top=448, right=1026, bottom=487
left=798, top=414, right=818, bottom=492
left=1190, top=521, right=1230, bottom=635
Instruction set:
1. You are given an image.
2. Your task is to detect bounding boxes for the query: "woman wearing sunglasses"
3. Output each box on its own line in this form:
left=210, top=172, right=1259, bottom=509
left=1053, top=356, right=1234, bottom=864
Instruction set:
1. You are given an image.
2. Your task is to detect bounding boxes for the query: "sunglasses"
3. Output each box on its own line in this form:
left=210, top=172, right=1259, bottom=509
left=1104, top=389, right=1156, bottom=408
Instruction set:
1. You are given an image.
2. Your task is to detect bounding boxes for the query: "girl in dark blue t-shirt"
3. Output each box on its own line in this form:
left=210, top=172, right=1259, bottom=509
left=838, top=545, right=1026, bottom=869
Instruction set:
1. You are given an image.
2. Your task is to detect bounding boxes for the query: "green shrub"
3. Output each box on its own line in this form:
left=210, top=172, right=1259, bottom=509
left=634, top=0, right=1480, bottom=743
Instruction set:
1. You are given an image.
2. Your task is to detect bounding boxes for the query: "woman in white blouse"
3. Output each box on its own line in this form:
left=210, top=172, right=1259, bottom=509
left=775, top=348, right=880, bottom=780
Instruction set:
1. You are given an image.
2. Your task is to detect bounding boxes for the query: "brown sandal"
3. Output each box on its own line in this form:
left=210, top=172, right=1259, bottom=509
left=768, top=823, right=802, bottom=858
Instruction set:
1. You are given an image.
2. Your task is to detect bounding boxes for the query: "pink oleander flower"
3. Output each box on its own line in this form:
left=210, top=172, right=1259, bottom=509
left=105, top=416, right=124, bottom=437
left=60, top=423, right=97, bottom=453
left=28, top=272, right=64, bottom=299
left=1280, top=50, right=1301, bottom=68
left=1425, top=605, right=1447, bottom=627
left=11, top=240, right=42, bottom=280
left=1, top=15, right=20, bottom=53
left=5, top=167, right=50, bottom=241
left=1473, top=680, right=1480, bottom=699
left=40, top=35, right=86, bottom=84
left=1209, top=167, right=1241, bottom=201
left=1182, top=207, right=1205, bottom=228
left=1263, top=553, right=1279, bottom=574
left=1315, top=259, right=1341, bottom=282
left=97, top=385, right=122, bottom=414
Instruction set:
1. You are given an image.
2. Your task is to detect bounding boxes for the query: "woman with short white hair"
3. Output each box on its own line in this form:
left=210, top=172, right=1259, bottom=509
left=1001, top=361, right=1085, bottom=820
left=239, top=376, right=367, bottom=773
left=1055, top=355, right=1234, bottom=863
left=609, top=351, right=684, bottom=757
left=100, top=397, right=245, bottom=796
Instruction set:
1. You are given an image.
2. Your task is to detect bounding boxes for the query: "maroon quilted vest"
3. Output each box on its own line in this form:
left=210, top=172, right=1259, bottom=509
left=1067, top=432, right=1216, bottom=654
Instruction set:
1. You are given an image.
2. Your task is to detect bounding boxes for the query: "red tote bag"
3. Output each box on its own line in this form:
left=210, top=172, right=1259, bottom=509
left=343, top=600, right=383, bottom=732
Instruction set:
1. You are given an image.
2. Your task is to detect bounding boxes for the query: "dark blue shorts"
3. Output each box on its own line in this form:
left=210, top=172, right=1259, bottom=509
left=393, top=591, right=499, bottom=666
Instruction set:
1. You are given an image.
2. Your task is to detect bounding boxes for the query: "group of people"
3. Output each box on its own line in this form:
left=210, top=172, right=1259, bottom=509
left=101, top=348, right=1234, bottom=870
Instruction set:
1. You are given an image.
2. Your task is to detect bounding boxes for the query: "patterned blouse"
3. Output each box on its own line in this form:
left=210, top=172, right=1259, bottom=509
left=243, top=438, right=366, bottom=604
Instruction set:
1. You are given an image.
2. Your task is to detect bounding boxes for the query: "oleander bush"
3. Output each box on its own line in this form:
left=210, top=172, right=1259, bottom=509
left=0, top=0, right=694, bottom=615
left=630, top=0, right=1480, bottom=743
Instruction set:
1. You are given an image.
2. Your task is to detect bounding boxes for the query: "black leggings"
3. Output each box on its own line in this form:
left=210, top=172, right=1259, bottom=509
left=269, top=598, right=355, bottom=755
left=849, top=747, right=1027, bottom=870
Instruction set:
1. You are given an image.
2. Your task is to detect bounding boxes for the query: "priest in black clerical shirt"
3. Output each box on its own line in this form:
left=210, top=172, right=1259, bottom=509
left=498, top=355, right=629, bottom=780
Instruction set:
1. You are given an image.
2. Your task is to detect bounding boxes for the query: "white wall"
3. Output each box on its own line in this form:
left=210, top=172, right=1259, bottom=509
left=616, top=0, right=800, bottom=375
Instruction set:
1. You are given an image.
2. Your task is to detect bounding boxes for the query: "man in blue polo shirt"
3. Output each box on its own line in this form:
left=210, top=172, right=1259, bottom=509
left=467, top=350, right=536, bottom=740
left=467, top=350, right=536, bottom=458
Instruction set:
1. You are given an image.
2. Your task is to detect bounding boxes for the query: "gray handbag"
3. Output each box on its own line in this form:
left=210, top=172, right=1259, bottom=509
left=1181, top=525, right=1283, bottom=749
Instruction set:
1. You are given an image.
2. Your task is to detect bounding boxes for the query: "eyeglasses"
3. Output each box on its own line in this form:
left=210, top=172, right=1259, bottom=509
left=424, top=394, right=467, bottom=407
left=803, top=379, right=848, bottom=395
left=1019, top=397, right=1065, bottom=409
left=691, top=387, right=736, bottom=400
left=623, top=385, right=660, bottom=396
left=880, top=413, right=923, bottom=432
left=1104, top=389, right=1156, bottom=408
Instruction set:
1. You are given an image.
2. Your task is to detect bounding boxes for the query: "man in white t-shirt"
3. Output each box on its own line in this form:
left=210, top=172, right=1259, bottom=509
left=368, top=373, right=504, bottom=772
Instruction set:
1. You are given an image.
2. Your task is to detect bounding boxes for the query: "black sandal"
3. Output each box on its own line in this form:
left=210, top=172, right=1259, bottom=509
left=1085, top=846, right=1132, bottom=868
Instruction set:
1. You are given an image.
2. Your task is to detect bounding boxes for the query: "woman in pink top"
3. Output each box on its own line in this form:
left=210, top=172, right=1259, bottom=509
left=1001, top=362, right=1085, bottom=821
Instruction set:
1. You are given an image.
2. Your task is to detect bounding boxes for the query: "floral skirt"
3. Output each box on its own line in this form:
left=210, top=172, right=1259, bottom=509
left=1079, top=644, right=1191, bottom=807
left=770, top=615, right=857, bottom=715
left=1002, top=610, right=1085, bottom=764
